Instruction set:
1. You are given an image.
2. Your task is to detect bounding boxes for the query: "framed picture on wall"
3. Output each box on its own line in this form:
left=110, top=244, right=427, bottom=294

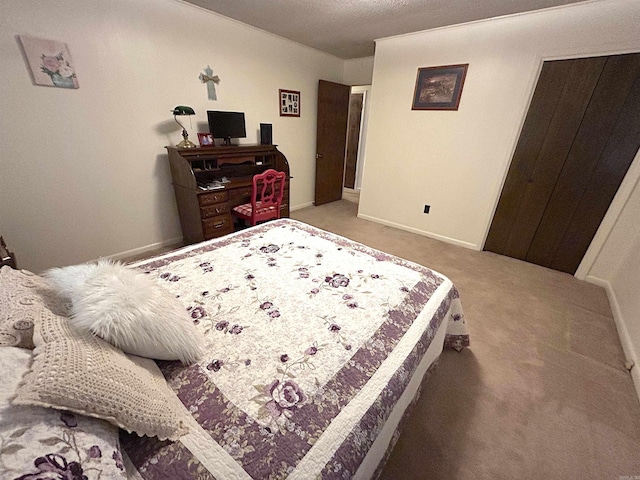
left=18, top=35, right=79, bottom=89
left=279, top=89, right=300, bottom=117
left=412, top=64, right=468, bottom=110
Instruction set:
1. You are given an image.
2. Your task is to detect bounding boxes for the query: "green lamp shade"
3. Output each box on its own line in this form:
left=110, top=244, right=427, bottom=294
left=172, top=105, right=195, bottom=115
left=172, top=105, right=197, bottom=148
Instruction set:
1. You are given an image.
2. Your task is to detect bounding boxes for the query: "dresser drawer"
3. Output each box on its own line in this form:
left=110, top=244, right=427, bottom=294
left=202, top=214, right=233, bottom=239
left=201, top=202, right=229, bottom=218
left=198, top=191, right=228, bottom=206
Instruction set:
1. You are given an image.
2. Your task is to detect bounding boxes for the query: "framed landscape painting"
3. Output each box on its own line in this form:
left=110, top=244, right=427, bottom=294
left=412, top=64, right=468, bottom=110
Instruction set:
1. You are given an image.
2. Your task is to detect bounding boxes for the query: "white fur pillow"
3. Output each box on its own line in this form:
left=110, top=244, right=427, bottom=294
left=44, top=259, right=203, bottom=364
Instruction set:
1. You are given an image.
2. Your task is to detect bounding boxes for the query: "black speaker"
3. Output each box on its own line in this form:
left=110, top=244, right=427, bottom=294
left=260, top=123, right=272, bottom=145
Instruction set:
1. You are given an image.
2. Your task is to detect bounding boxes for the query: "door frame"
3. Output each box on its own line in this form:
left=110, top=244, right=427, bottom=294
left=348, top=85, right=371, bottom=191
left=481, top=49, right=640, bottom=280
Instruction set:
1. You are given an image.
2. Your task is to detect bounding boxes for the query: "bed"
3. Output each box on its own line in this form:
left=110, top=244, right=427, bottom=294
left=0, top=219, right=468, bottom=480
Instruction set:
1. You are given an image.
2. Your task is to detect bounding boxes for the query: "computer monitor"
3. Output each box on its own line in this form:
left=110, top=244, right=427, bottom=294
left=207, top=111, right=246, bottom=145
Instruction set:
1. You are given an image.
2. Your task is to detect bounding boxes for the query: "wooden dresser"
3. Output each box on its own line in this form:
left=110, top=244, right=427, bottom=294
left=167, top=144, right=290, bottom=244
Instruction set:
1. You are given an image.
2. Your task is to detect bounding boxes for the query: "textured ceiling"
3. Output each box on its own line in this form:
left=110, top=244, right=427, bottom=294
left=181, top=0, right=589, bottom=59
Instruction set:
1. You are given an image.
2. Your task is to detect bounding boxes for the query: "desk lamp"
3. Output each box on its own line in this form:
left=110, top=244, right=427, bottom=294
left=172, top=105, right=196, bottom=148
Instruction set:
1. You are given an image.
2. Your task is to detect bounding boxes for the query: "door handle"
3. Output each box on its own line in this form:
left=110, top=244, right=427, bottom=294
left=316, top=154, right=323, bottom=159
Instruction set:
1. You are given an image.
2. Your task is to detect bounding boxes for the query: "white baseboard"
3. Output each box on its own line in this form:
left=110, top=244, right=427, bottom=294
left=290, top=202, right=314, bottom=211
left=107, top=236, right=183, bottom=262
left=356, top=213, right=478, bottom=250
left=585, top=274, right=640, bottom=405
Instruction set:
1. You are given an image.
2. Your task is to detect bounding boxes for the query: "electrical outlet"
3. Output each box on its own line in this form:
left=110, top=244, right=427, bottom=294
left=423, top=205, right=430, bottom=214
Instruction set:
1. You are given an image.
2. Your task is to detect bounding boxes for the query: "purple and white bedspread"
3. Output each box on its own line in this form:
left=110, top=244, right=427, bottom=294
left=122, top=219, right=469, bottom=479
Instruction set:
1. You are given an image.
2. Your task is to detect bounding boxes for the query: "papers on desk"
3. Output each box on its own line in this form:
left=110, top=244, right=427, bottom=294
left=199, top=182, right=224, bottom=190
left=198, top=178, right=230, bottom=190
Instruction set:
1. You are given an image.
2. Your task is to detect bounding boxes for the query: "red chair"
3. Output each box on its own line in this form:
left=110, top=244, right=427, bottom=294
left=232, top=169, right=286, bottom=226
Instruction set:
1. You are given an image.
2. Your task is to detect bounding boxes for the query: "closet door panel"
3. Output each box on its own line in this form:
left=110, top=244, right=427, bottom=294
left=484, top=61, right=573, bottom=255
left=526, top=54, right=640, bottom=268
left=504, top=57, right=606, bottom=259
left=487, top=57, right=607, bottom=259
left=552, top=68, right=640, bottom=273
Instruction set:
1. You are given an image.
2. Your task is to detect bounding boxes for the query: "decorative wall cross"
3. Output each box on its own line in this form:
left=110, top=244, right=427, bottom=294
left=199, top=65, right=220, bottom=101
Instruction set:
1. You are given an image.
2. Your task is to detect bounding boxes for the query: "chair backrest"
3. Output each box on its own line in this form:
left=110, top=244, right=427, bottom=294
left=251, top=169, right=286, bottom=223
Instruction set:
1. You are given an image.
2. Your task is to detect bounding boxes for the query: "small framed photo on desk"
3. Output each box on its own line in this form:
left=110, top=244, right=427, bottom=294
left=198, top=132, right=214, bottom=147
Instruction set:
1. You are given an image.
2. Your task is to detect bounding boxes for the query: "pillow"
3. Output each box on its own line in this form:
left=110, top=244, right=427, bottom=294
left=0, top=266, right=53, bottom=349
left=12, top=307, right=189, bottom=441
left=44, top=259, right=204, bottom=365
left=0, top=347, right=127, bottom=479
left=39, top=262, right=97, bottom=297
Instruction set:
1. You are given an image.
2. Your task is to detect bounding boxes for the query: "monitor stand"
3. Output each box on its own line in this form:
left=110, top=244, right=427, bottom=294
left=223, top=137, right=238, bottom=146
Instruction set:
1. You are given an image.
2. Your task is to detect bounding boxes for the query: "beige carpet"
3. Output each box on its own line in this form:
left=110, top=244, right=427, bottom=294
left=291, top=196, right=640, bottom=480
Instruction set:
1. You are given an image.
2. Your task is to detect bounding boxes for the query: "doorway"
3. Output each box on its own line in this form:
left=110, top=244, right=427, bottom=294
left=485, top=53, right=640, bottom=274
left=344, top=92, right=363, bottom=190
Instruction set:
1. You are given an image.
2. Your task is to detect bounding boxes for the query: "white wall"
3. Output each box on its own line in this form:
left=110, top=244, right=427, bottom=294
left=343, top=56, right=374, bottom=86
left=359, top=0, right=640, bottom=250
left=359, top=0, right=640, bottom=399
left=0, top=0, right=344, bottom=272
left=609, top=229, right=640, bottom=399
left=586, top=159, right=640, bottom=400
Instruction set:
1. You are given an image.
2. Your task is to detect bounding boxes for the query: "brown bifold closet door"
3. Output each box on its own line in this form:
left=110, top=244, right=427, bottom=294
left=485, top=53, right=640, bottom=274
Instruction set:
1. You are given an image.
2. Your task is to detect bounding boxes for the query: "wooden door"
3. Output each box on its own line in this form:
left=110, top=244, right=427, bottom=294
left=315, top=80, right=351, bottom=205
left=344, top=93, right=364, bottom=189
left=485, top=53, right=640, bottom=274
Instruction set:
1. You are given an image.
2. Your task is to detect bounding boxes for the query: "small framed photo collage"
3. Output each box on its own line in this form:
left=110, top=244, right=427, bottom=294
left=279, top=89, right=300, bottom=117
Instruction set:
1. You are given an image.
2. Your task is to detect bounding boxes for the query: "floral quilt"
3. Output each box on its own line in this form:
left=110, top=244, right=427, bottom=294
left=122, top=219, right=469, bottom=479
